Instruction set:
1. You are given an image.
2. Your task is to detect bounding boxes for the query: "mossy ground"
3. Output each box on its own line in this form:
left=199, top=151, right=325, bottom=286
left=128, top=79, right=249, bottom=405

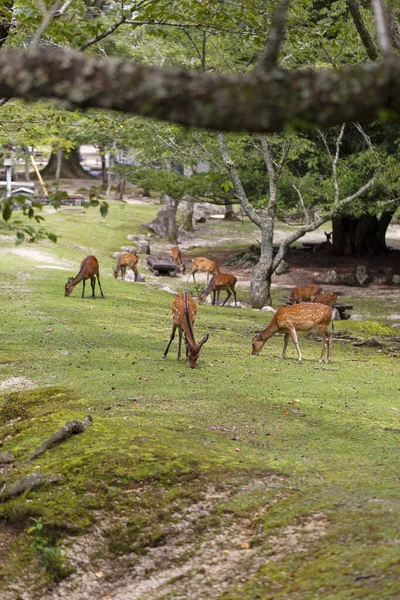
left=0, top=202, right=400, bottom=598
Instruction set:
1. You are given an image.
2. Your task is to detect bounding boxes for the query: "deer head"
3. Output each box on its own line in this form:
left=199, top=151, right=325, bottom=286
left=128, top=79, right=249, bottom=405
left=251, top=332, right=264, bottom=355
left=184, top=333, right=209, bottom=368
left=64, top=277, right=75, bottom=297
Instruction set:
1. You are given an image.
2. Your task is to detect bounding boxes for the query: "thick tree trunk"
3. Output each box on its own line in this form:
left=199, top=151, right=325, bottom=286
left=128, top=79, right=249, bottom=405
left=179, top=198, right=194, bottom=231
left=40, top=149, right=93, bottom=179
left=224, top=201, right=238, bottom=220
left=164, top=194, right=179, bottom=243
left=332, top=213, right=392, bottom=255
left=250, top=227, right=274, bottom=308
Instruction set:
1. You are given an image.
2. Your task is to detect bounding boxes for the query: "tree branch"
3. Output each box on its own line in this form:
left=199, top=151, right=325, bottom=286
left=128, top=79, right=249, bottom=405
left=31, top=0, right=63, bottom=48
left=371, top=0, right=391, bottom=55
left=272, top=171, right=379, bottom=270
left=1, top=48, right=400, bottom=133
left=256, top=0, right=291, bottom=72
left=346, top=0, right=379, bottom=60
left=218, top=132, right=262, bottom=227
left=79, top=15, right=127, bottom=51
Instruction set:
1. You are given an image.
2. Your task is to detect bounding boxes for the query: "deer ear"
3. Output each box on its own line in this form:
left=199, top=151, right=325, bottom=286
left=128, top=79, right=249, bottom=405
left=199, top=334, right=209, bottom=347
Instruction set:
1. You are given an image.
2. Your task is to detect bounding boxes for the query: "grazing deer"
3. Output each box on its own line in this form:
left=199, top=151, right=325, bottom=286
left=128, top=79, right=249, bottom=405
left=113, top=253, right=139, bottom=281
left=65, top=255, right=104, bottom=299
left=313, top=292, right=337, bottom=307
left=187, top=257, right=220, bottom=284
left=252, top=303, right=334, bottom=363
left=199, top=274, right=237, bottom=306
left=289, top=284, right=322, bottom=304
left=163, top=292, right=209, bottom=368
left=313, top=231, right=333, bottom=253
left=171, top=246, right=185, bottom=274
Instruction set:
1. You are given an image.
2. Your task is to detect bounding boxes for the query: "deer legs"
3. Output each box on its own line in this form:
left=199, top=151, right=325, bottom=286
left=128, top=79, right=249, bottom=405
left=318, top=330, right=332, bottom=363
left=96, top=274, right=105, bottom=298
left=163, top=323, right=177, bottom=359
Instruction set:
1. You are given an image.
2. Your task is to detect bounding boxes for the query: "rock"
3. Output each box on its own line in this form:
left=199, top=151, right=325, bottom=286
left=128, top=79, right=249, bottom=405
left=159, top=285, right=177, bottom=295
left=340, top=271, right=357, bottom=285
left=353, top=338, right=384, bottom=348
left=372, top=276, right=389, bottom=285
left=275, top=260, right=289, bottom=275
left=0, top=452, right=14, bottom=465
left=112, top=252, right=123, bottom=260
left=120, top=246, right=138, bottom=254
left=355, top=265, right=369, bottom=286
left=318, top=269, right=338, bottom=284
left=351, top=313, right=364, bottom=321
left=261, top=305, right=277, bottom=313
left=392, top=274, right=400, bottom=285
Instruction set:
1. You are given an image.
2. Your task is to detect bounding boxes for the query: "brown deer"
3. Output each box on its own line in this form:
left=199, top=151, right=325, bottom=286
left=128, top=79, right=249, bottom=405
left=252, top=303, right=334, bottom=363
left=171, top=246, right=185, bottom=274
left=313, top=231, right=333, bottom=253
left=65, top=255, right=104, bottom=298
left=187, top=257, right=220, bottom=284
left=313, top=292, right=337, bottom=307
left=113, top=253, right=139, bottom=281
left=163, top=292, right=209, bottom=368
left=288, top=284, right=322, bottom=304
left=199, top=274, right=237, bottom=306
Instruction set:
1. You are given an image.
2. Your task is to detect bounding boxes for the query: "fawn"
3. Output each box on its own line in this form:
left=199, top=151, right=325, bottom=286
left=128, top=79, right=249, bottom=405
left=187, top=257, right=220, bottom=284
left=252, top=303, right=334, bottom=363
left=65, top=255, right=104, bottom=298
left=163, top=292, right=209, bottom=368
left=171, top=246, right=185, bottom=273
left=313, top=292, right=337, bottom=307
left=289, top=284, right=322, bottom=303
left=113, top=253, right=139, bottom=281
left=199, top=274, right=237, bottom=306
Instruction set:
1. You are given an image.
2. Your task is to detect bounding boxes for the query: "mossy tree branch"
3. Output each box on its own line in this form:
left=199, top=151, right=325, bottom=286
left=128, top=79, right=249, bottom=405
left=0, top=48, right=399, bottom=133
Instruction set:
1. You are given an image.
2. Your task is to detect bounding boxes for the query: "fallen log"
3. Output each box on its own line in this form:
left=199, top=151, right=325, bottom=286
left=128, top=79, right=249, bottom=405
left=27, top=415, right=93, bottom=462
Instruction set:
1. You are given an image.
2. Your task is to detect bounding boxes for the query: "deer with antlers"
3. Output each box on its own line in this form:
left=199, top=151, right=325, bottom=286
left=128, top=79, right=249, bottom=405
left=198, top=274, right=237, bottom=306
left=113, top=253, right=139, bottom=281
left=252, top=303, right=334, bottom=363
left=187, top=257, right=220, bottom=284
left=163, top=292, right=209, bottom=368
left=171, top=246, right=185, bottom=274
left=288, top=284, right=322, bottom=304
left=65, top=255, right=104, bottom=299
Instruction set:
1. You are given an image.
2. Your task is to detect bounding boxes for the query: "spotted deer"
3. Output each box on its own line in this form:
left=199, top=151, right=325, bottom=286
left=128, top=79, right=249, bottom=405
left=198, top=274, right=237, bottom=306
left=187, top=257, right=220, bottom=284
left=171, top=246, right=185, bottom=274
left=288, top=284, right=322, bottom=304
left=113, top=253, right=139, bottom=281
left=252, top=303, right=334, bottom=363
left=313, top=292, right=337, bottom=307
left=163, top=292, right=209, bottom=368
left=65, top=255, right=104, bottom=299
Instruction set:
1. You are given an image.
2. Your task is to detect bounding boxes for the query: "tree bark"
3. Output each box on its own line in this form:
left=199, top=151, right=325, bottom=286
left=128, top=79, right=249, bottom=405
left=224, top=201, right=237, bottom=220
left=332, top=213, right=393, bottom=255
left=250, top=228, right=274, bottom=308
left=40, top=149, right=92, bottom=179
left=179, top=198, right=194, bottom=231
left=164, top=194, right=179, bottom=243
left=1, top=48, right=400, bottom=134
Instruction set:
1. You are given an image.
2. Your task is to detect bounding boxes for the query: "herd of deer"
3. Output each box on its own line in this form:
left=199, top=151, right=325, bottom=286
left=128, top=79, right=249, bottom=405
left=64, top=249, right=339, bottom=369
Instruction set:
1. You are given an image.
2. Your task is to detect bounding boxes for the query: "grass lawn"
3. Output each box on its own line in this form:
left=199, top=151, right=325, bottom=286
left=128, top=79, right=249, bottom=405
left=0, top=202, right=399, bottom=599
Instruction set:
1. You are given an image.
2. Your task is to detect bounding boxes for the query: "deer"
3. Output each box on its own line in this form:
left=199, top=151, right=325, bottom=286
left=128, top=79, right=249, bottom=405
left=252, top=303, right=334, bottom=363
left=198, top=274, right=237, bottom=307
left=113, top=253, right=139, bottom=281
left=171, top=246, right=185, bottom=274
left=163, top=291, right=209, bottom=368
left=65, top=255, right=104, bottom=299
left=313, top=292, right=337, bottom=307
left=187, top=257, right=220, bottom=284
left=313, top=231, right=333, bottom=253
left=288, top=284, right=323, bottom=304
